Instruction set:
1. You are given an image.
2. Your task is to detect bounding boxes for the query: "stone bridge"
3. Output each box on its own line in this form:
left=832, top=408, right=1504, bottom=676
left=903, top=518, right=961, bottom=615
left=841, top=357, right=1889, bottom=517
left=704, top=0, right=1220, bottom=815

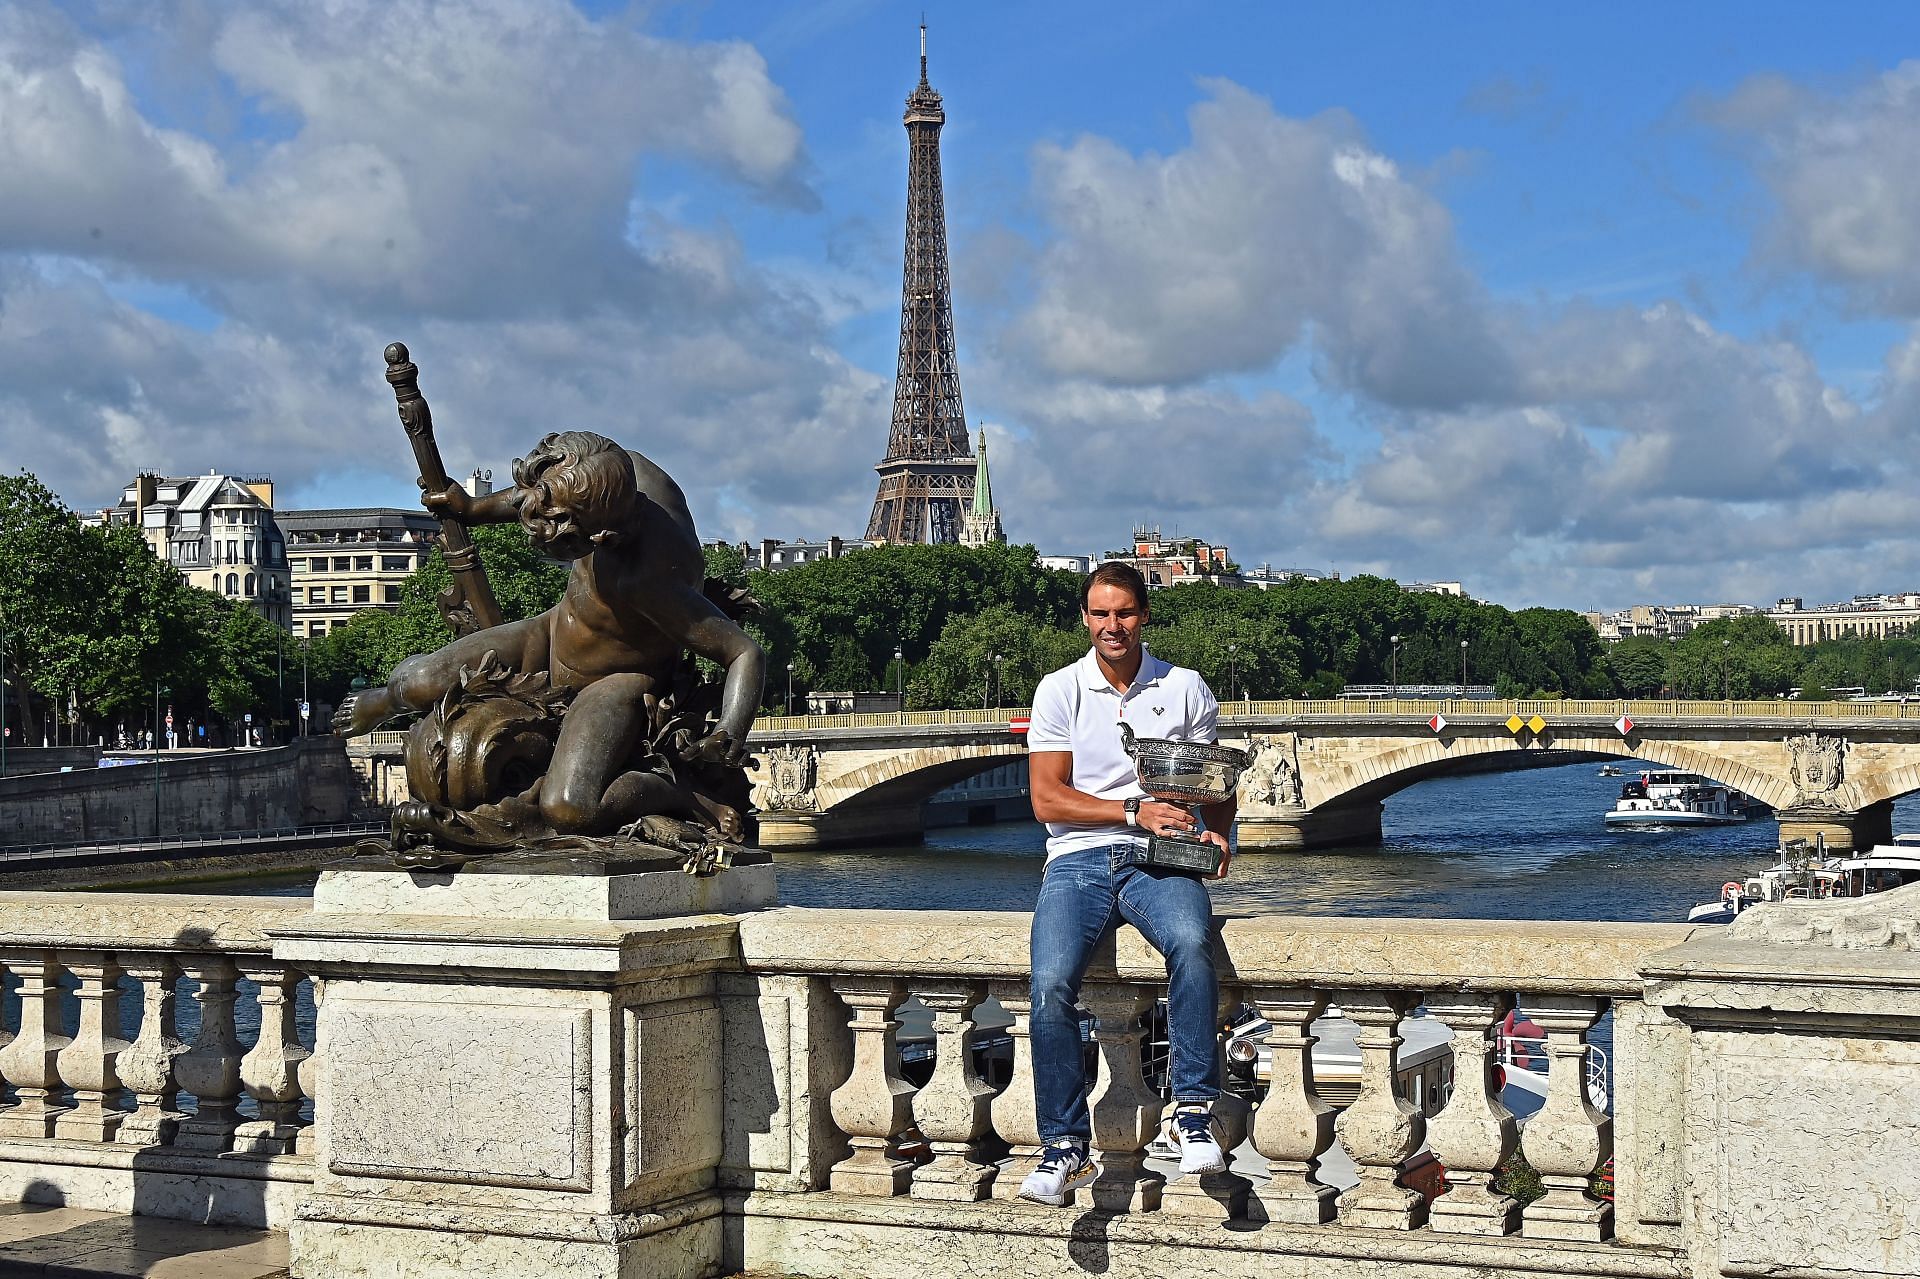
left=744, top=698, right=1920, bottom=851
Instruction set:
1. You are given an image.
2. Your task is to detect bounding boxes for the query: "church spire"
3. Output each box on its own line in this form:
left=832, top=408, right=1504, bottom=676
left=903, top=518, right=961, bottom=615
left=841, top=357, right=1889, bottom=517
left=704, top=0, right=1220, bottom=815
left=960, top=424, right=1006, bottom=547
left=972, top=426, right=993, bottom=518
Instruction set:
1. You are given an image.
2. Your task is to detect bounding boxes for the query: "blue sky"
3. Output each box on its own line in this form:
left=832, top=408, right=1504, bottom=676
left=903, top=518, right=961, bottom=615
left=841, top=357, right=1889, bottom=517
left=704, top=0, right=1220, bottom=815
left=5, top=1, right=1920, bottom=610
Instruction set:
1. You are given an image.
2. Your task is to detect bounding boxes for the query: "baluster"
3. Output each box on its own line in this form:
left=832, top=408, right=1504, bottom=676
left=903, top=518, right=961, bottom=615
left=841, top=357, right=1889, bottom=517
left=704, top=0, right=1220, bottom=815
left=294, top=976, right=324, bottom=1155
left=826, top=976, right=915, bottom=1195
left=1082, top=981, right=1162, bottom=1213
left=909, top=979, right=996, bottom=1200
left=0, top=950, right=72, bottom=1136
left=987, top=981, right=1045, bottom=1200
left=116, top=954, right=189, bottom=1147
left=234, top=960, right=311, bottom=1155
left=1163, top=983, right=1251, bottom=1220
left=1248, top=986, right=1338, bottom=1225
left=1332, top=990, right=1426, bottom=1229
left=1519, top=995, right=1613, bottom=1241
left=1423, top=992, right=1520, bottom=1235
left=174, top=956, right=243, bottom=1151
left=53, top=952, right=126, bottom=1141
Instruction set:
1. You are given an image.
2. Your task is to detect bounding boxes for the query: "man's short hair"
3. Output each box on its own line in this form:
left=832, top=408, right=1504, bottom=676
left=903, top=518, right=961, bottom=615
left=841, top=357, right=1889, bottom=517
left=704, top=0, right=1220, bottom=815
left=1082, top=562, right=1149, bottom=612
left=513, top=432, right=636, bottom=540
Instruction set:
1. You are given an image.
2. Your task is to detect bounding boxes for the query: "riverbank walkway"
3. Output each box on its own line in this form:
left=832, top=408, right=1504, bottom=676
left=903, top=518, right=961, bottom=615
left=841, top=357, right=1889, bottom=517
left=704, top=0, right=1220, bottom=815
left=0, top=1204, right=286, bottom=1276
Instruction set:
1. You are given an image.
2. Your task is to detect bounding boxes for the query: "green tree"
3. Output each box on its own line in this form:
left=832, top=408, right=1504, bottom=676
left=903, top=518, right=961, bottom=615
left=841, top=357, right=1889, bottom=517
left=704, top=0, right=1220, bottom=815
left=1605, top=637, right=1668, bottom=696
left=701, top=541, right=748, bottom=590
left=909, top=606, right=1082, bottom=710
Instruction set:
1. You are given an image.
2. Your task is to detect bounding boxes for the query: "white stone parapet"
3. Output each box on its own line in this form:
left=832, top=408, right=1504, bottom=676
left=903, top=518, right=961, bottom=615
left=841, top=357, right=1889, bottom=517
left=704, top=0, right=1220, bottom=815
left=0, top=891, right=317, bottom=1225
left=2, top=878, right=1918, bottom=1278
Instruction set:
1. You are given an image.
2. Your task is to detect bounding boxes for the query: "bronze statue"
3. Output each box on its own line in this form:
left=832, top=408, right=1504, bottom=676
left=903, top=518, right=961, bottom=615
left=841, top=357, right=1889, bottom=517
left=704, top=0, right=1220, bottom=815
left=335, top=344, right=766, bottom=870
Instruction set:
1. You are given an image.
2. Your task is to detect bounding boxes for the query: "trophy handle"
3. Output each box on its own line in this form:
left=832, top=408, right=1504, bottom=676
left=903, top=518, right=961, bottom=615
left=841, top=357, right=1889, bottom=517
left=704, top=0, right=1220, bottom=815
left=1119, top=721, right=1138, bottom=757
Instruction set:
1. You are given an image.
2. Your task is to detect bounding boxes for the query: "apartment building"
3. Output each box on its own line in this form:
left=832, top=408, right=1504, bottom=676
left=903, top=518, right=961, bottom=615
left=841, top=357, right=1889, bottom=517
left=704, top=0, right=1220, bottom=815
left=278, top=508, right=443, bottom=639
left=95, top=472, right=292, bottom=627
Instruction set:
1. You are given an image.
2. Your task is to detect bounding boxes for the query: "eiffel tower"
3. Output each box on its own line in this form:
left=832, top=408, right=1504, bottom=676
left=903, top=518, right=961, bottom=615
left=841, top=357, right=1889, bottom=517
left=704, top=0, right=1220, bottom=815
left=866, top=26, right=975, bottom=545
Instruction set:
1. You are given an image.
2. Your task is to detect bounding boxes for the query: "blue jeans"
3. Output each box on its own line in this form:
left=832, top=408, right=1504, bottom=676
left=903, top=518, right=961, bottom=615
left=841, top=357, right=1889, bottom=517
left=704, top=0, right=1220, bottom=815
left=1029, top=843, right=1220, bottom=1146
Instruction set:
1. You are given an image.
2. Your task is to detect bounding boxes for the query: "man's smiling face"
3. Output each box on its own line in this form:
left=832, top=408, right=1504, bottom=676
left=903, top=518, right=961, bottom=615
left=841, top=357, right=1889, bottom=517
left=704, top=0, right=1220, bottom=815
left=1083, top=580, right=1147, bottom=665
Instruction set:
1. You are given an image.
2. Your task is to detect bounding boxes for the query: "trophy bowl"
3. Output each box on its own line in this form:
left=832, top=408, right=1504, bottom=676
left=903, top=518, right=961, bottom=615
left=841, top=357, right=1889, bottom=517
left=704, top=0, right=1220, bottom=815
left=1119, top=724, right=1250, bottom=874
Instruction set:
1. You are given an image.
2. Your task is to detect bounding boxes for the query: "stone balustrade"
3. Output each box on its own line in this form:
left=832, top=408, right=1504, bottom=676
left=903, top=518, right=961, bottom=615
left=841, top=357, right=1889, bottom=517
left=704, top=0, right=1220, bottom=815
left=1, top=878, right=1916, bottom=1279
left=0, top=892, right=318, bottom=1226
left=725, top=910, right=1689, bottom=1278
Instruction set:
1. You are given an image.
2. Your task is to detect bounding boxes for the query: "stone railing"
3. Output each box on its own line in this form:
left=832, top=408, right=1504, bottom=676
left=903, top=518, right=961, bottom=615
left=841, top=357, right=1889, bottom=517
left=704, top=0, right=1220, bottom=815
left=723, top=910, right=1694, bottom=1279
left=0, top=892, right=318, bottom=1226
left=750, top=697, right=1920, bottom=733
left=4, top=878, right=1918, bottom=1279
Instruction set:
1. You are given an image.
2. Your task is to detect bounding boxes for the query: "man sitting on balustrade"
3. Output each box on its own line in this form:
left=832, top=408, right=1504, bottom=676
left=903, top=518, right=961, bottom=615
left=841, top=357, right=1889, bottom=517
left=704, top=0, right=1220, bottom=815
left=1019, top=561, right=1235, bottom=1206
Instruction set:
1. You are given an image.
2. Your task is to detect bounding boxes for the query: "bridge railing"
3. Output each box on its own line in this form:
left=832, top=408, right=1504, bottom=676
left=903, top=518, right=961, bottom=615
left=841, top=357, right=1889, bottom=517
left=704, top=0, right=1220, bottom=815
left=0, top=892, right=319, bottom=1226
left=746, top=697, right=1920, bottom=733
left=733, top=909, right=1688, bottom=1258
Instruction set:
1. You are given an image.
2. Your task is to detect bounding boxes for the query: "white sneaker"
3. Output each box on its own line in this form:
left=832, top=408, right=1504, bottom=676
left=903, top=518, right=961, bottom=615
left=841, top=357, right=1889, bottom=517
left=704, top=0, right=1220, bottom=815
left=1168, top=1104, right=1226, bottom=1175
left=1018, top=1142, right=1100, bottom=1206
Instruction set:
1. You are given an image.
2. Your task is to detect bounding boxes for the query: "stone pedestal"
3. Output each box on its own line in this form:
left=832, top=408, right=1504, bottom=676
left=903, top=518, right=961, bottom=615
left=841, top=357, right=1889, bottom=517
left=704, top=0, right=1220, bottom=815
left=756, top=807, right=926, bottom=850
left=275, top=856, right=776, bottom=1279
left=1643, top=883, right=1920, bottom=1279
left=1776, top=799, right=1893, bottom=853
left=1235, top=802, right=1384, bottom=852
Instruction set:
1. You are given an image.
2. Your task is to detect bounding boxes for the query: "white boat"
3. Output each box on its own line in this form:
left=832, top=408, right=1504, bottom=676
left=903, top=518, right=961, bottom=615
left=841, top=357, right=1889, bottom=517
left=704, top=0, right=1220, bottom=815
left=1596, top=764, right=1622, bottom=777
left=1605, top=770, right=1762, bottom=827
left=1686, top=834, right=1920, bottom=923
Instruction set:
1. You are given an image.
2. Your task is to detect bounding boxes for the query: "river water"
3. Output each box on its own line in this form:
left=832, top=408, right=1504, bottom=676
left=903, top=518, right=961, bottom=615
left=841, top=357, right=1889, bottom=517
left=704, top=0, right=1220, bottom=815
left=185, top=759, right=1920, bottom=923
left=20, top=761, right=1908, bottom=1115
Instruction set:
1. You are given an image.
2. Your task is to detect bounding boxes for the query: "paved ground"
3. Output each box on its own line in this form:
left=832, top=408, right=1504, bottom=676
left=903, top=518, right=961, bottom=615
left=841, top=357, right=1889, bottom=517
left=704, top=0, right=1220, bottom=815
left=0, top=1205, right=287, bottom=1278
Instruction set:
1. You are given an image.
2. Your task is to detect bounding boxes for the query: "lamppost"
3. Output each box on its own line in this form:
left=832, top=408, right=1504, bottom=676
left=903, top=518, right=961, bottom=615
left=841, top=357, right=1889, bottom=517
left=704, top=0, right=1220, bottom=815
left=152, top=680, right=167, bottom=838
left=1389, top=634, right=1400, bottom=697
left=994, top=653, right=1005, bottom=709
left=786, top=662, right=795, bottom=717
left=1722, top=638, right=1731, bottom=701
left=0, top=604, right=8, bottom=777
left=1459, top=639, right=1469, bottom=698
left=984, top=653, right=1003, bottom=710
left=1227, top=642, right=1238, bottom=702
left=893, top=646, right=904, bottom=717
left=301, top=642, right=310, bottom=737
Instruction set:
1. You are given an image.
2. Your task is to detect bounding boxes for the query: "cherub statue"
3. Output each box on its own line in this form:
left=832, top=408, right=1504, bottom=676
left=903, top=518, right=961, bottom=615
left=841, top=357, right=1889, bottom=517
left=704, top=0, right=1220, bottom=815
left=335, top=425, right=764, bottom=868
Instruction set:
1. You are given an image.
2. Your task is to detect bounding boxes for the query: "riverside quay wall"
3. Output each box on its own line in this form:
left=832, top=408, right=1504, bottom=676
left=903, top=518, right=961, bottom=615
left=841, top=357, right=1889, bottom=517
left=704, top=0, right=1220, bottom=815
left=1, top=869, right=1918, bottom=1279
left=0, top=738, right=367, bottom=847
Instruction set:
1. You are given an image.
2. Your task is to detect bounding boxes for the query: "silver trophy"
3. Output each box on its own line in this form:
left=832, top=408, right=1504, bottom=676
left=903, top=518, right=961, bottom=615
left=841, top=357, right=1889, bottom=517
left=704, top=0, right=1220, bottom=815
left=1119, top=723, right=1249, bottom=875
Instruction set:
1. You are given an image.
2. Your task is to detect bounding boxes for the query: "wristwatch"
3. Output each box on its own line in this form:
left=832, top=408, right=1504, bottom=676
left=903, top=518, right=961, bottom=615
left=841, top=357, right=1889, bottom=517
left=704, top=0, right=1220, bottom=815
left=1124, top=796, right=1142, bottom=827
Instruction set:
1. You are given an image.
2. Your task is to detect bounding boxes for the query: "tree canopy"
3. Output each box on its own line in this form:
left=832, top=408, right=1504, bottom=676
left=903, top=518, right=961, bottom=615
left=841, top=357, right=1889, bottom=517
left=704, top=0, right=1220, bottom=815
left=7, top=468, right=1911, bottom=745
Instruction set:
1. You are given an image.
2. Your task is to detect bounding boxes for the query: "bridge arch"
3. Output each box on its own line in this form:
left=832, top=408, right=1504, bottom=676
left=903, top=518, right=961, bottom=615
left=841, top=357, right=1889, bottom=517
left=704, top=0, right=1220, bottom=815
left=1293, top=733, right=1800, bottom=814
left=818, top=744, right=1028, bottom=816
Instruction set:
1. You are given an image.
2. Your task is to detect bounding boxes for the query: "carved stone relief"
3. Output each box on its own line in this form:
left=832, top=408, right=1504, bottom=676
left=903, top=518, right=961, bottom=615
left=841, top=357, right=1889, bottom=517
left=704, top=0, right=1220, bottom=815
left=759, top=744, right=820, bottom=813
left=1786, top=732, right=1847, bottom=807
left=1242, top=733, right=1305, bottom=809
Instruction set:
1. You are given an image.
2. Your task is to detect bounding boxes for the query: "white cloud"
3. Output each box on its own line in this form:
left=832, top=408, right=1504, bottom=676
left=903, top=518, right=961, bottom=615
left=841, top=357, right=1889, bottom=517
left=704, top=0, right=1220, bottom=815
left=1701, top=62, right=1920, bottom=314
left=1012, top=81, right=1504, bottom=408
left=0, top=1, right=882, bottom=545
left=987, top=76, right=1916, bottom=608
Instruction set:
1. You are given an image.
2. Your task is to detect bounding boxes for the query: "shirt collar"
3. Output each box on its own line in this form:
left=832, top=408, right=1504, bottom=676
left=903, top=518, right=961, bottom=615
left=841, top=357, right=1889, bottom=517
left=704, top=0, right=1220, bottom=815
left=1079, top=645, right=1168, bottom=693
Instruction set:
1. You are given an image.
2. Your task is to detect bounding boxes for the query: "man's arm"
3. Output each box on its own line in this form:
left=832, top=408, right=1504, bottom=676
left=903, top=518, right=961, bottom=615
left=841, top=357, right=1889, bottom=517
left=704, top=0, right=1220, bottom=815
left=1030, top=751, right=1198, bottom=839
left=1193, top=681, right=1233, bottom=847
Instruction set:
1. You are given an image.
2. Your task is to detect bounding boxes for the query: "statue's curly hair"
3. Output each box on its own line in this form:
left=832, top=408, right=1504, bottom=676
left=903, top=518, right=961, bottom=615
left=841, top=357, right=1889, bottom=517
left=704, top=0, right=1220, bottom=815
left=512, top=432, right=636, bottom=545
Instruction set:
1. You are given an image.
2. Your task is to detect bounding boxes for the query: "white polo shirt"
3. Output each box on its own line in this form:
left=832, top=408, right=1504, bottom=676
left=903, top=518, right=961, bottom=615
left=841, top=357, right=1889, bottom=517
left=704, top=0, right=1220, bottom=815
left=1027, top=646, right=1221, bottom=862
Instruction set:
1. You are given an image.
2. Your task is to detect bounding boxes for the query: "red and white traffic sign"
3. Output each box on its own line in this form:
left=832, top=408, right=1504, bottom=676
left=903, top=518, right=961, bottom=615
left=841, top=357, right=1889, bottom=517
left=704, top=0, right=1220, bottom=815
left=1428, top=713, right=1448, bottom=734
left=1615, top=714, right=1634, bottom=736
